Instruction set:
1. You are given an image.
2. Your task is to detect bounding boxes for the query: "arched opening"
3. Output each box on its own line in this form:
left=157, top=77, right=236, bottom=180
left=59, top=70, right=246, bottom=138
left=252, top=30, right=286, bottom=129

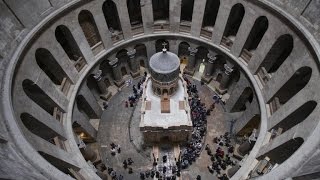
left=258, top=34, right=293, bottom=77
left=121, top=66, right=128, bottom=76
left=72, top=122, right=95, bottom=143
left=127, top=0, right=143, bottom=34
left=268, top=67, right=312, bottom=114
left=231, top=87, right=253, bottom=112
left=216, top=73, right=223, bottom=82
left=100, top=59, right=113, bottom=77
left=241, top=16, right=268, bottom=61
left=55, top=25, right=86, bottom=71
left=221, top=3, right=245, bottom=49
left=38, top=151, right=79, bottom=175
left=152, top=0, right=169, bottom=21
left=258, top=137, right=304, bottom=164
left=180, top=0, right=194, bottom=32
left=201, top=0, right=220, bottom=38
left=140, top=59, right=145, bottom=68
left=270, top=101, right=317, bottom=136
left=76, top=95, right=99, bottom=119
left=102, top=0, right=123, bottom=40
left=78, top=10, right=103, bottom=55
left=35, top=48, right=69, bottom=86
left=237, top=114, right=261, bottom=136
left=135, top=44, right=147, bottom=58
left=87, top=74, right=101, bottom=100
left=195, top=46, right=209, bottom=68
left=155, top=39, right=169, bottom=52
left=104, top=78, right=111, bottom=87
left=178, top=42, right=190, bottom=58
left=20, top=113, right=65, bottom=147
left=22, top=79, right=63, bottom=116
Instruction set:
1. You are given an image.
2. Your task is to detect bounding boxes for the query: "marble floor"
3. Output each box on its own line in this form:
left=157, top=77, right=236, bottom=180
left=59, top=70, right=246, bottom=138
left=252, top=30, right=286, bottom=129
left=97, top=76, right=238, bottom=179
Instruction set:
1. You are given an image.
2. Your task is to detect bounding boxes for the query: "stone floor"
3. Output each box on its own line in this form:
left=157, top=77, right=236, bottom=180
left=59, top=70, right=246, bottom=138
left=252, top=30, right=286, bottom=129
left=97, top=76, right=237, bottom=179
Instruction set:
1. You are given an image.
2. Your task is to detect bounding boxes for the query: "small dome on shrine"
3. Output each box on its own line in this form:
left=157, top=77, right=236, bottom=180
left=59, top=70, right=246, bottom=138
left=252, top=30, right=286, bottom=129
left=149, top=48, right=180, bottom=74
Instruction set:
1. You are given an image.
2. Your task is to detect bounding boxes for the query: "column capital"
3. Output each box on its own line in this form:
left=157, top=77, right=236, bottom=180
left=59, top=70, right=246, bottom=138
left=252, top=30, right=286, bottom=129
left=188, top=47, right=198, bottom=56
left=127, top=49, right=136, bottom=59
left=93, top=70, right=103, bottom=81
left=109, top=58, right=119, bottom=67
left=207, top=53, right=217, bottom=63
left=224, top=64, right=233, bottom=75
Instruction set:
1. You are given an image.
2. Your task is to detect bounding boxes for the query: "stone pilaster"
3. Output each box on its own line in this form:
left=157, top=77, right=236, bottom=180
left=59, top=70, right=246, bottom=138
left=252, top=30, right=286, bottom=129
left=109, top=58, right=124, bottom=87
left=127, top=49, right=140, bottom=78
left=201, top=53, right=216, bottom=83
left=184, top=47, right=198, bottom=75
left=217, top=63, right=233, bottom=94
left=93, top=70, right=111, bottom=100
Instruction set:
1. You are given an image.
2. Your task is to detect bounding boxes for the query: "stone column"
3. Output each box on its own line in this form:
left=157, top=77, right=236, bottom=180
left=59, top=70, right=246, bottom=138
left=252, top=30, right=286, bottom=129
left=93, top=70, right=111, bottom=100
left=127, top=49, right=140, bottom=78
left=227, top=164, right=241, bottom=178
left=184, top=47, right=198, bottom=75
left=217, top=64, right=233, bottom=94
left=237, top=140, right=256, bottom=156
left=202, top=53, right=216, bottom=83
left=109, top=58, right=124, bottom=87
left=79, top=141, right=97, bottom=162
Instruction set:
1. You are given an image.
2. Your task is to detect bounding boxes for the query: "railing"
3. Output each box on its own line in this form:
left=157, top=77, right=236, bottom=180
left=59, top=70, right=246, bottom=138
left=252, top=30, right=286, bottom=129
left=53, top=107, right=63, bottom=122
left=153, top=20, right=170, bottom=31
left=200, top=28, right=212, bottom=39
left=91, top=41, right=104, bottom=56
left=179, top=21, right=191, bottom=33
left=53, top=136, right=66, bottom=150
left=257, top=67, right=271, bottom=86
left=74, top=57, right=86, bottom=72
left=60, top=77, right=71, bottom=95
left=269, top=97, right=281, bottom=115
left=111, top=31, right=124, bottom=43
left=240, top=49, right=253, bottom=63
left=131, top=24, right=144, bottom=36
left=220, top=36, right=233, bottom=49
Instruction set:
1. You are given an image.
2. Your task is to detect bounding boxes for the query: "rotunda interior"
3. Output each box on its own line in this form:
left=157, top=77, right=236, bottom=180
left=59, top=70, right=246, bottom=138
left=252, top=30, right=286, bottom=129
left=1, top=0, right=320, bottom=180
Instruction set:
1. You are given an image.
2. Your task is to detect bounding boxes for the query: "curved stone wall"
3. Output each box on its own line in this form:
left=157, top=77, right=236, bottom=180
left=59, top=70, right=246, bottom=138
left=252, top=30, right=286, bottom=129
left=0, top=0, right=320, bottom=179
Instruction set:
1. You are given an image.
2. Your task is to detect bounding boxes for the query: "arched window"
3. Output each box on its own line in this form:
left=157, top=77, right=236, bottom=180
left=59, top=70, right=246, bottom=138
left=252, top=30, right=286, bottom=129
left=22, top=79, right=63, bottom=116
left=259, top=34, right=293, bottom=74
left=258, top=137, right=304, bottom=164
left=202, top=0, right=220, bottom=28
left=271, top=101, right=317, bottom=134
left=180, top=0, right=194, bottom=22
left=231, top=87, right=253, bottom=112
left=78, top=10, right=103, bottom=55
left=241, top=16, right=268, bottom=61
left=87, top=74, right=101, bottom=100
left=152, top=0, right=169, bottom=21
left=102, top=0, right=122, bottom=32
left=178, top=42, right=190, bottom=57
left=55, top=25, right=86, bottom=71
left=35, top=48, right=69, bottom=86
left=268, top=67, right=312, bottom=113
left=76, top=95, right=99, bottom=119
left=127, top=0, right=143, bottom=27
left=135, top=44, right=147, bottom=57
left=221, top=3, right=245, bottom=48
left=155, top=39, right=169, bottom=52
left=116, top=49, right=129, bottom=64
left=20, top=113, right=65, bottom=146
left=195, top=46, right=209, bottom=62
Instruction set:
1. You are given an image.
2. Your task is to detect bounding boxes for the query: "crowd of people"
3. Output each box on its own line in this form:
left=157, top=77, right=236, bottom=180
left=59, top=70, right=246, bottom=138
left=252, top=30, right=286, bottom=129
left=205, top=132, right=238, bottom=180
left=102, top=74, right=237, bottom=179
left=178, top=76, right=208, bottom=171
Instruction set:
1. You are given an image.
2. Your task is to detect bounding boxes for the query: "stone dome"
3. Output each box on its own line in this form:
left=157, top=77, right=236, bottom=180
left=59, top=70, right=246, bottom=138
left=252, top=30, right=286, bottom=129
left=149, top=49, right=180, bottom=74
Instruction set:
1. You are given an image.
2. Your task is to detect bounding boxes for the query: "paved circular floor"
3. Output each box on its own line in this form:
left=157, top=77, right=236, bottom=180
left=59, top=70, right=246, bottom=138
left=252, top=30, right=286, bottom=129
left=98, top=77, right=235, bottom=179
